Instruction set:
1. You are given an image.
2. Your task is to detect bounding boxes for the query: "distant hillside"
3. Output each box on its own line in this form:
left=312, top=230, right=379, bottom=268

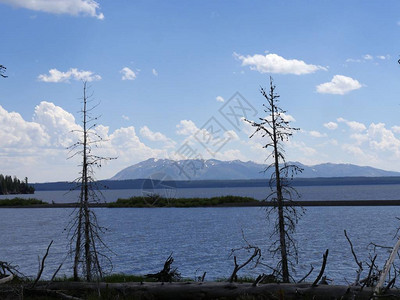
left=110, top=158, right=400, bottom=181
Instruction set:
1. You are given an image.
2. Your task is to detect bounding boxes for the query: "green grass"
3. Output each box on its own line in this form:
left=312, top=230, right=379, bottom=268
left=0, top=198, right=48, bottom=206
left=107, top=195, right=259, bottom=208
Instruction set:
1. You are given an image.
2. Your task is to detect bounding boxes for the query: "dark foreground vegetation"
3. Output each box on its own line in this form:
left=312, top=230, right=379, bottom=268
left=0, top=174, right=34, bottom=195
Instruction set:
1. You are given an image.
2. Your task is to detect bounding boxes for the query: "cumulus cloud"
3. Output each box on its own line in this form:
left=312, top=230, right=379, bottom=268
left=0, top=102, right=172, bottom=181
left=176, top=120, right=199, bottom=136
left=120, top=67, right=136, bottom=81
left=216, top=96, right=224, bottom=102
left=391, top=125, right=400, bottom=133
left=152, top=69, right=158, bottom=76
left=140, top=126, right=176, bottom=148
left=337, top=117, right=366, bottom=132
left=324, top=122, right=338, bottom=130
left=38, top=68, right=101, bottom=83
left=122, top=115, right=130, bottom=121
left=368, top=123, right=400, bottom=153
left=0, top=0, right=104, bottom=19
left=33, top=101, right=82, bottom=147
left=234, top=52, right=327, bottom=75
left=316, top=75, right=362, bottom=95
left=0, top=105, right=49, bottom=148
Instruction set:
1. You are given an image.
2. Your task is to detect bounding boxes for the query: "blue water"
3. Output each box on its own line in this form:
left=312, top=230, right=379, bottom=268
left=2, top=184, right=400, bottom=203
left=2, top=184, right=400, bottom=284
left=1, top=205, right=400, bottom=284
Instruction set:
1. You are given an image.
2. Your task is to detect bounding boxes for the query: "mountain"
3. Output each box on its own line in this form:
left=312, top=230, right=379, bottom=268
left=110, top=158, right=400, bottom=180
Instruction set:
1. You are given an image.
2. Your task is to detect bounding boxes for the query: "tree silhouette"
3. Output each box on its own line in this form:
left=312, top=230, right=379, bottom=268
left=68, top=82, right=116, bottom=281
left=245, top=77, right=303, bottom=282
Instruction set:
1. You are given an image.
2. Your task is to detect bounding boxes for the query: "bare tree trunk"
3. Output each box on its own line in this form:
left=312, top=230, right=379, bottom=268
left=271, top=89, right=289, bottom=283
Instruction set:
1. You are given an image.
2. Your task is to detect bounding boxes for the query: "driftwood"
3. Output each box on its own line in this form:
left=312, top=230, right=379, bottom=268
left=312, top=249, right=329, bottom=287
left=146, top=254, right=181, bottom=282
left=228, top=230, right=262, bottom=283
left=5, top=281, right=395, bottom=300
left=375, top=236, right=400, bottom=293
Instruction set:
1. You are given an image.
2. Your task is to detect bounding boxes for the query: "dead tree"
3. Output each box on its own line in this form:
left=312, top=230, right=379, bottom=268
left=68, top=82, right=116, bottom=281
left=245, top=77, right=303, bottom=282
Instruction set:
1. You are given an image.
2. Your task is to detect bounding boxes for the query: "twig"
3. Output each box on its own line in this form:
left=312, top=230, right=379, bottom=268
left=32, top=240, right=53, bottom=288
left=344, top=230, right=363, bottom=285
left=312, top=249, right=329, bottom=287
left=362, top=254, right=377, bottom=289
left=298, top=265, right=314, bottom=283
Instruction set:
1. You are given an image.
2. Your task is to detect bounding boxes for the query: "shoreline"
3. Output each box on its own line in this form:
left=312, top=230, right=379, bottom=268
left=2, top=199, right=400, bottom=208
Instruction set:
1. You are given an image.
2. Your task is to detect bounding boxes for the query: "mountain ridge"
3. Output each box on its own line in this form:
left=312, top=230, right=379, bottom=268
left=110, top=158, right=400, bottom=181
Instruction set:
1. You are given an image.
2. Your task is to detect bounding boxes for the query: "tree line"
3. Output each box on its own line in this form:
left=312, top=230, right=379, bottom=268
left=0, top=174, right=35, bottom=195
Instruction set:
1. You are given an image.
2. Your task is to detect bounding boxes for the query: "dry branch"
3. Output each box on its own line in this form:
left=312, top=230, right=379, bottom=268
left=32, top=240, right=53, bottom=288
left=312, top=249, right=329, bottom=287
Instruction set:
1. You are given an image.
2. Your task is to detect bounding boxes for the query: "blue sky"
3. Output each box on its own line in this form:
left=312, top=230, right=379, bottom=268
left=1, top=0, right=400, bottom=182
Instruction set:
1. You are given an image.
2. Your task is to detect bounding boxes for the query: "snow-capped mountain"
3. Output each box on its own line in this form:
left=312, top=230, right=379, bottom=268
left=110, top=158, right=400, bottom=180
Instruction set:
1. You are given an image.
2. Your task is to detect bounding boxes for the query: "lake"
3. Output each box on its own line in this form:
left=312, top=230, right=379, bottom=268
left=2, top=183, right=400, bottom=203
left=1, top=184, right=400, bottom=284
left=1, top=205, right=400, bottom=284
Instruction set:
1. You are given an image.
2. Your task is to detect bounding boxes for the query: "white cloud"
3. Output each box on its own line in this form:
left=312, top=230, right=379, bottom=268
left=323, top=122, right=338, bottom=130
left=140, top=126, right=176, bottom=148
left=234, top=52, right=327, bottom=75
left=122, top=115, right=129, bottom=121
left=342, top=144, right=365, bottom=156
left=33, top=101, right=82, bottom=147
left=0, top=0, right=104, bottom=19
left=316, top=75, right=362, bottom=95
left=391, top=125, right=400, bottom=133
left=120, top=67, right=136, bottom=81
left=38, top=68, right=101, bottom=83
left=152, top=69, right=158, bottom=76
left=176, top=120, right=199, bottom=136
left=281, top=113, right=296, bottom=122
left=0, top=102, right=172, bottom=182
left=0, top=105, right=49, bottom=148
left=345, top=58, right=362, bottom=63
left=368, top=123, right=400, bottom=153
left=363, top=54, right=373, bottom=60
left=216, top=96, right=224, bottom=102
left=290, top=141, right=317, bottom=156
left=337, top=117, right=366, bottom=132
left=309, top=130, right=327, bottom=138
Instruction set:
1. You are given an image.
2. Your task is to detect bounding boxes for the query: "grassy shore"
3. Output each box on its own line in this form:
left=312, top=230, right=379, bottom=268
left=107, top=195, right=259, bottom=208
left=0, top=198, right=48, bottom=206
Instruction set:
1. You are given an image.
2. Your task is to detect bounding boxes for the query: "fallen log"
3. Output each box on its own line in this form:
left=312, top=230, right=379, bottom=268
left=11, top=281, right=399, bottom=300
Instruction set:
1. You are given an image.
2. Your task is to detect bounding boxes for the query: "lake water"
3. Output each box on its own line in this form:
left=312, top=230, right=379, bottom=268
left=2, top=183, right=400, bottom=203
left=1, top=184, right=400, bottom=284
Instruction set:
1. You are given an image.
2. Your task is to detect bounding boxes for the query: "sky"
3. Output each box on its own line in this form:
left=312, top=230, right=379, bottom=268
left=1, top=0, right=400, bottom=183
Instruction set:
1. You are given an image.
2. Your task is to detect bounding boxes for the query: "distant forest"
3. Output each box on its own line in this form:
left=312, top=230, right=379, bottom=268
left=0, top=174, right=35, bottom=195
